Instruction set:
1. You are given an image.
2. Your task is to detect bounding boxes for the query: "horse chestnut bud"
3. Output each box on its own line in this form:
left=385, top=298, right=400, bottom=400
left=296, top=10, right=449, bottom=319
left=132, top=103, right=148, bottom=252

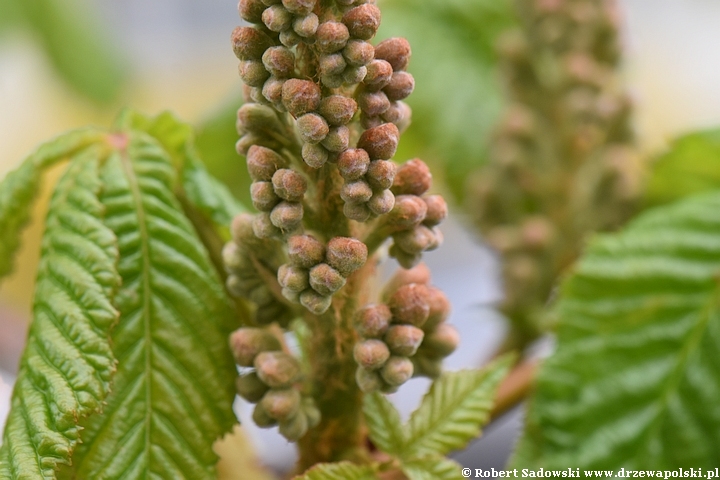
left=343, top=40, right=375, bottom=67
left=338, top=148, right=370, bottom=180
left=297, top=113, right=330, bottom=144
left=288, top=235, right=325, bottom=268
left=384, top=72, right=415, bottom=101
left=278, top=264, right=310, bottom=292
left=341, top=180, right=373, bottom=204
left=364, top=59, right=393, bottom=91
left=293, top=13, right=319, bottom=38
left=380, top=356, right=414, bottom=386
left=279, top=411, right=308, bottom=441
left=238, top=0, right=266, bottom=23
left=299, top=289, right=333, bottom=314
left=392, top=159, right=431, bottom=196
left=236, top=372, right=270, bottom=403
left=353, top=339, right=390, bottom=370
left=232, top=27, right=274, bottom=60
left=394, top=225, right=436, bottom=254
left=367, top=189, right=395, bottom=215
left=326, top=237, right=368, bottom=276
left=229, top=327, right=282, bottom=367
left=321, top=126, right=350, bottom=152
left=252, top=403, right=278, bottom=427
left=316, top=21, right=350, bottom=53
left=272, top=169, right=307, bottom=202
left=281, top=0, right=315, bottom=15
left=282, top=79, right=321, bottom=117
left=260, top=388, right=301, bottom=420
left=302, top=143, right=330, bottom=169
left=423, top=195, right=448, bottom=227
left=342, top=4, right=382, bottom=40
left=254, top=351, right=301, bottom=388
left=384, top=325, right=425, bottom=356
left=356, top=367, right=383, bottom=393
left=270, top=201, right=304, bottom=230
left=355, top=304, right=392, bottom=338
left=262, top=46, right=295, bottom=78
left=247, top=146, right=287, bottom=181
left=422, top=323, right=459, bottom=358
left=358, top=91, right=391, bottom=117
left=425, top=286, right=451, bottom=329
left=366, top=159, right=397, bottom=190
left=262, top=4, right=293, bottom=32
left=358, top=123, right=400, bottom=160
left=252, top=212, right=278, bottom=240
left=319, top=54, right=347, bottom=77
left=309, top=263, right=346, bottom=295
left=388, top=195, right=427, bottom=229
left=239, top=60, right=271, bottom=88
left=375, top=37, right=412, bottom=71
left=251, top=181, right=281, bottom=212
left=389, top=283, right=430, bottom=327
left=344, top=202, right=372, bottom=222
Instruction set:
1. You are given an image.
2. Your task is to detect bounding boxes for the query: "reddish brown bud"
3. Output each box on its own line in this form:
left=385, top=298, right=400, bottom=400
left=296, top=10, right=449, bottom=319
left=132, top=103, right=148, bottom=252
left=364, top=59, right=393, bottom=91
left=229, top=327, right=282, bottom=366
left=343, top=40, right=375, bottom=67
left=392, top=159, right=431, bottom=196
left=319, top=95, right=358, bottom=126
left=375, top=37, right=411, bottom=71
left=262, top=4, right=293, bottom=32
left=358, top=91, right=391, bottom=117
left=236, top=372, right=270, bottom=403
left=239, top=60, right=271, bottom=87
left=247, top=145, right=287, bottom=181
left=282, top=79, right=321, bottom=117
left=422, top=323, right=459, bottom=358
left=423, top=195, right=448, bottom=227
left=254, top=351, right=301, bottom=388
left=341, top=180, right=373, bottom=204
left=326, top=237, right=368, bottom=276
left=367, top=189, right=395, bottom=216
left=360, top=113, right=383, bottom=130
left=382, top=263, right=431, bottom=301
left=388, top=195, right=427, bottom=228
left=251, top=181, right=281, bottom=211
left=356, top=366, right=383, bottom=393
left=297, top=113, right=329, bottom=143
left=288, top=235, right=325, bottom=268
left=281, top=0, right=315, bottom=15
left=343, top=202, right=372, bottom=222
left=293, top=13, right=319, bottom=38
left=389, top=283, right=430, bottom=326
left=299, top=289, right=333, bottom=314
left=385, top=325, right=425, bottom=356
left=384, top=72, right=415, bottom=101
left=337, top=148, right=370, bottom=180
left=393, top=225, right=436, bottom=254
left=318, top=54, right=347, bottom=77
left=262, top=77, right=285, bottom=105
left=232, top=27, right=274, bottom=60
left=358, top=123, right=400, bottom=160
left=425, top=286, right=451, bottom=329
left=366, top=159, right=397, bottom=190
left=272, top=169, right=307, bottom=202
left=278, top=264, right=310, bottom=292
left=342, top=4, right=382, bottom=40
left=238, top=0, right=266, bottom=23
left=262, top=46, right=295, bottom=78
left=321, top=126, right=351, bottom=152
left=260, top=388, right=301, bottom=420
left=253, top=212, right=282, bottom=238
left=380, top=356, right=414, bottom=386
left=270, top=201, right=304, bottom=230
left=316, top=21, right=350, bottom=53
left=309, top=263, right=346, bottom=295
left=301, top=142, right=329, bottom=168
left=342, top=65, right=367, bottom=84
left=354, top=339, right=391, bottom=370
left=355, top=304, right=392, bottom=338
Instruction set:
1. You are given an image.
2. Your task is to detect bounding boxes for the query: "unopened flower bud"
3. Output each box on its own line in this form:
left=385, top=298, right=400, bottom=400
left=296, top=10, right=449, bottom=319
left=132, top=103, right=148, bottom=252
left=222, top=242, right=245, bottom=272
left=270, top=201, right=304, bottom=230
left=238, top=0, right=266, bottom=23
left=279, top=29, right=302, bottom=47
left=232, top=27, right=274, bottom=60
left=288, top=235, right=325, bottom=268
left=326, top=237, right=368, bottom=276
left=358, top=123, right=399, bottom=160
left=392, top=159, right=431, bottom=196
left=251, top=181, right=281, bottom=211
left=309, top=263, right=346, bottom=295
left=260, top=388, right=301, bottom=420
left=279, top=410, right=308, bottom=441
left=282, top=79, right=321, bottom=117
left=231, top=213, right=258, bottom=244
left=262, top=46, right=296, bottom=78
left=412, top=355, right=442, bottom=379
left=366, top=159, right=397, bottom=190
left=343, top=40, right=374, bottom=67
left=423, top=195, right=447, bottom=227
left=422, top=323, right=459, bottom=358
left=319, top=95, right=357, bottom=126
left=302, top=397, right=321, bottom=429
left=341, top=180, right=373, bottom=204
left=321, top=126, right=350, bottom=152
left=380, top=356, right=414, bottom=386
left=262, top=77, right=285, bottom=106
left=355, top=304, right=392, bottom=338
left=316, top=22, right=350, bottom=53
left=299, top=289, right=333, bottom=314
left=393, top=225, right=436, bottom=254
left=282, top=287, right=300, bottom=303
left=319, top=54, right=347, bottom=77
left=384, top=72, right=415, bottom=101
left=354, top=339, right=390, bottom=370
left=293, top=13, right=319, bottom=37
left=236, top=372, right=270, bottom=403
left=262, top=4, right=293, bottom=32
left=360, top=113, right=383, bottom=130
left=238, top=103, right=282, bottom=133
left=381, top=101, right=404, bottom=124
left=364, top=59, right=393, bottom=91
left=254, top=351, right=301, bottom=388
left=343, top=202, right=372, bottom=222
left=375, top=37, right=411, bottom=71
left=253, top=212, right=282, bottom=238
left=356, top=366, right=383, bottom=393
left=389, top=283, right=430, bottom=326
left=385, top=325, right=425, bottom=356
left=272, top=169, right=307, bottom=202
left=253, top=403, right=278, bottom=427
left=278, top=264, right=310, bottom=292
left=297, top=113, right=329, bottom=143
left=281, top=0, right=315, bottom=15
left=247, top=145, right=287, bottom=181
left=358, top=91, right=391, bottom=117
left=239, top=60, right=271, bottom=87
left=382, top=264, right=431, bottom=301
left=388, top=195, right=427, bottom=228
left=229, top=327, right=282, bottom=366
left=321, top=73, right=344, bottom=89
left=389, top=244, right=422, bottom=269
left=342, top=65, right=367, bottom=85
left=302, top=142, right=329, bottom=168
left=425, top=286, right=451, bottom=329
left=337, top=148, right=370, bottom=180
left=367, top=189, right=395, bottom=215
left=342, top=4, right=382, bottom=40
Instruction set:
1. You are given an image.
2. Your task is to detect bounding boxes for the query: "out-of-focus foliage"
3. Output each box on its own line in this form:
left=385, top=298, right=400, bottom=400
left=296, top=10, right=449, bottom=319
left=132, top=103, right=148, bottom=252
left=513, top=191, right=720, bottom=468
left=0, top=0, right=126, bottom=103
left=378, top=0, right=516, bottom=200
left=645, top=129, right=720, bottom=209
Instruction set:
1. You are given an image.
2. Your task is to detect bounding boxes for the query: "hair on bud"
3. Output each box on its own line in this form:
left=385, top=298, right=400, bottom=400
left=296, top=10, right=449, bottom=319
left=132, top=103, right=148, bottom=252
left=231, top=213, right=259, bottom=244
left=392, top=159, right=431, bottom=196
left=343, top=40, right=375, bottom=67
left=281, top=0, right=315, bottom=15
left=342, top=4, right=382, bottom=40
left=238, top=103, right=283, bottom=133
left=384, top=325, right=425, bottom=356
left=309, top=263, right=346, bottom=295
left=358, top=91, right=391, bottom=117
left=288, top=234, right=325, bottom=268
left=272, top=169, right=307, bottom=202
left=262, top=4, right=293, bottom=32
left=388, top=195, right=427, bottom=228
left=341, top=180, right=373, bottom=204
left=365, top=160, right=396, bottom=190
left=319, top=95, right=358, bottom=126
left=343, top=202, right=372, bottom=222
left=262, top=77, right=285, bottom=105
left=278, top=264, right=310, bottom=292
left=297, top=113, right=330, bottom=143
left=358, top=123, right=400, bottom=160
left=254, top=351, right=301, bottom=388
left=253, top=212, right=282, bottom=238
left=239, top=60, right=271, bottom=87
left=355, top=304, right=392, bottom=338
left=302, top=142, right=330, bottom=168
left=338, top=148, right=370, bottom=180
left=270, top=201, right=304, bottom=230
left=279, top=410, right=308, bottom=441
left=380, top=356, right=414, bottom=386
left=319, top=54, right=347, bottom=77
left=238, top=0, right=266, bottom=23
left=260, top=388, right=301, bottom=420
left=356, top=366, right=383, bottom=393
left=384, top=71, right=415, bottom=101
left=293, top=13, right=319, bottom=37
left=232, top=27, right=274, bottom=60
left=316, top=21, right=350, bottom=53
left=360, top=113, right=382, bottom=130
left=374, top=37, right=411, bottom=71
left=393, top=225, right=437, bottom=254
left=279, top=29, right=302, bottom=47
left=326, top=237, right=368, bottom=276
left=342, top=65, right=367, bottom=85
left=422, top=323, right=459, bottom=358
left=253, top=403, right=278, bottom=427
left=251, top=181, right=281, bottom=211
left=389, top=283, right=431, bottom=327
left=422, top=195, right=447, bottom=226
left=299, top=289, right=333, bottom=314
left=229, top=328, right=282, bottom=367
left=367, top=189, right=395, bottom=216
left=247, top=145, right=287, bottom=181
left=425, top=286, right=451, bottom=329
left=236, top=372, right=270, bottom=403
left=364, top=59, right=393, bottom=91
left=321, top=125, right=351, bottom=152
left=262, top=46, right=296, bottom=78
left=354, top=339, right=390, bottom=370
left=282, top=79, right=322, bottom=117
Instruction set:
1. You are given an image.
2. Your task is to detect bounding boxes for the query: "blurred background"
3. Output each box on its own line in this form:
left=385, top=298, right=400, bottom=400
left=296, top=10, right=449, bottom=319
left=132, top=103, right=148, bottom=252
left=2, top=0, right=720, bottom=475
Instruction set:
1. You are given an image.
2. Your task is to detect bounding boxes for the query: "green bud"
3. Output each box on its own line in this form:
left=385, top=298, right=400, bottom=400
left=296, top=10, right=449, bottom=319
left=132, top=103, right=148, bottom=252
left=297, top=113, right=330, bottom=144
left=231, top=213, right=258, bottom=244
left=293, top=13, right=319, bottom=38
left=262, top=46, right=296, bottom=78
left=422, top=194, right=448, bottom=227
left=389, top=283, right=430, bottom=327
left=358, top=91, right=391, bottom=117
left=341, top=180, right=373, bottom=204
left=364, top=59, right=393, bottom=91
left=384, top=71, right=415, bottom=101
left=251, top=181, right=281, bottom=212
left=353, top=339, right=390, bottom=370
left=222, top=242, right=245, bottom=272
left=388, top=195, right=427, bottom=228
left=337, top=148, right=370, bottom=180
left=278, top=264, right=310, bottom=292
left=254, top=351, right=301, bottom=388
left=309, top=263, right=346, bottom=295
left=343, top=202, right=372, bottom=222
left=281, top=287, right=300, bottom=303
left=252, top=402, right=278, bottom=428
left=262, top=76, right=285, bottom=106
left=279, top=28, right=302, bottom=47
left=367, top=189, right=395, bottom=215
left=321, top=126, right=351, bottom=152
left=272, top=168, right=307, bottom=202
left=393, top=225, right=436, bottom=254
left=358, top=123, right=400, bottom=160
left=288, top=235, right=325, bottom=268
left=262, top=4, right=293, bottom=32
left=249, top=284, right=274, bottom=305
left=247, top=145, right=287, bottom=181
left=253, top=212, right=282, bottom=238
left=302, top=397, right=321, bottom=428
left=319, top=54, right=347, bottom=77
left=326, top=237, right=368, bottom=276
left=282, top=79, right=322, bottom=117
left=299, top=289, right=333, bottom=314
left=342, top=65, right=367, bottom=85
left=260, top=388, right=301, bottom=421
left=343, top=40, right=375, bottom=67
left=356, top=366, right=383, bottom=393
left=237, top=103, right=282, bottom=133
left=412, top=355, right=442, bottom=379
left=279, top=410, right=308, bottom=441
left=380, top=356, right=414, bottom=386
left=302, top=142, right=330, bottom=169
left=422, top=323, right=459, bottom=358
left=229, top=327, right=282, bottom=367
left=281, top=0, right=315, bottom=15
left=375, top=37, right=411, bottom=71
left=270, top=201, right=304, bottom=231
left=355, top=303, right=392, bottom=338
left=392, top=159, right=431, bottom=196
left=384, top=325, right=425, bottom=356
left=366, top=159, right=397, bottom=190
left=319, top=95, right=358, bottom=126
left=321, top=73, right=345, bottom=89
left=239, top=60, right=271, bottom=87
left=342, top=4, right=382, bottom=40
left=232, top=27, right=274, bottom=60
left=236, top=372, right=270, bottom=403
left=389, top=244, right=421, bottom=269
left=238, top=0, right=266, bottom=23
left=316, top=21, right=350, bottom=53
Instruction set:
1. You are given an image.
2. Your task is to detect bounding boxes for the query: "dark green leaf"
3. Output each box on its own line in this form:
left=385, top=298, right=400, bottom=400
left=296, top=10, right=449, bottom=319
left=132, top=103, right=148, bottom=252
left=294, top=462, right=378, bottom=480
left=363, top=392, right=406, bottom=456
left=402, top=455, right=465, bottom=480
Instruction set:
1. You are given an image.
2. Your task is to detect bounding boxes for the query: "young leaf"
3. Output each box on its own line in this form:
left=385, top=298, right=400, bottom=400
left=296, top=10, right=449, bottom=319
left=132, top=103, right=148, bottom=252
left=294, top=461, right=378, bottom=480
left=512, top=192, right=720, bottom=468
left=66, top=133, right=238, bottom=479
left=0, top=150, right=120, bottom=478
left=363, top=392, right=406, bottom=456
left=401, top=455, right=465, bottom=480
left=403, top=356, right=513, bottom=457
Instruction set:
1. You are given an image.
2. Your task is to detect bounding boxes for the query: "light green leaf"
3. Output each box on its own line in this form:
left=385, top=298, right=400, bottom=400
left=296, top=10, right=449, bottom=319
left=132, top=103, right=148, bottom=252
left=402, top=455, right=465, bottom=480
left=512, top=192, right=720, bottom=468
left=404, top=356, right=513, bottom=457
left=294, top=461, right=378, bottom=480
left=0, top=128, right=106, bottom=282
left=645, top=128, right=720, bottom=208
left=363, top=392, right=406, bottom=456
left=66, top=133, right=238, bottom=479
left=0, top=149, right=120, bottom=478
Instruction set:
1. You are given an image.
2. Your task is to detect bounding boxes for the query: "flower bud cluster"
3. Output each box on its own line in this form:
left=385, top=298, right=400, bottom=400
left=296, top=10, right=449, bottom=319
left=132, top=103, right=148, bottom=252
left=353, top=264, right=456, bottom=393
left=468, top=0, right=640, bottom=343
left=230, top=327, right=320, bottom=441
left=278, top=235, right=368, bottom=314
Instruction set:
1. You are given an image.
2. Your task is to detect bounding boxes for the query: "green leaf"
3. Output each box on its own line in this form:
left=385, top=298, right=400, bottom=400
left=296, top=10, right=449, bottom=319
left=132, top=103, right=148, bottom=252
left=66, top=132, right=238, bottom=479
left=0, top=149, right=120, bottom=478
left=363, top=392, right=406, bottom=456
left=402, top=455, right=465, bottom=480
left=404, top=356, right=513, bottom=457
left=0, top=128, right=106, bottom=283
left=645, top=128, right=720, bottom=208
left=512, top=192, right=720, bottom=468
left=294, top=462, right=378, bottom=480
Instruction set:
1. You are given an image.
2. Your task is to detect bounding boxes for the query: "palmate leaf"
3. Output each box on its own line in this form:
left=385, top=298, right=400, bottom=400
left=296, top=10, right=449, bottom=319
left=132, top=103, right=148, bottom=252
left=0, top=149, right=120, bottom=478
left=64, top=132, right=238, bottom=479
left=401, top=455, right=465, bottom=480
left=512, top=192, right=720, bottom=468
left=294, top=461, right=378, bottom=480
left=363, top=392, right=406, bottom=456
